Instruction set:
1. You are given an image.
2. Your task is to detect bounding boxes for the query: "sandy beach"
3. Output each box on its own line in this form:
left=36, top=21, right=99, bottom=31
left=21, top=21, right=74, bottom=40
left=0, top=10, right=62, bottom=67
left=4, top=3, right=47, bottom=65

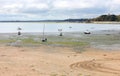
left=0, top=45, right=119, bottom=76
left=1, top=0, right=120, bottom=76
left=0, top=31, right=119, bottom=76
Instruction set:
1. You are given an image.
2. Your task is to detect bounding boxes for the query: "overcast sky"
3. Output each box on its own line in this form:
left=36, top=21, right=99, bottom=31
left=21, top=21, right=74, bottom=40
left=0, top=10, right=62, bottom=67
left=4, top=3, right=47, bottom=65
left=0, top=0, right=120, bottom=20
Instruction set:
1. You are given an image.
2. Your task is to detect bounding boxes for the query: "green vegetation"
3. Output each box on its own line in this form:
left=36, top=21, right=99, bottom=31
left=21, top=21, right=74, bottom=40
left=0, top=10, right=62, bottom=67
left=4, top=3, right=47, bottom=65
left=54, top=41, right=88, bottom=46
left=92, top=14, right=120, bottom=21
left=1, top=34, right=119, bottom=46
left=22, top=38, right=40, bottom=44
left=0, top=39, right=15, bottom=43
left=0, top=32, right=120, bottom=51
left=63, top=14, right=120, bottom=22
left=0, top=33, right=119, bottom=46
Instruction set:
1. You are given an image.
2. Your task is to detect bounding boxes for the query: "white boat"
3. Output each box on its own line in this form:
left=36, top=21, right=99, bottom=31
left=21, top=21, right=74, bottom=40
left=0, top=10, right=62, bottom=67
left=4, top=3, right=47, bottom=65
left=84, top=30, right=91, bottom=34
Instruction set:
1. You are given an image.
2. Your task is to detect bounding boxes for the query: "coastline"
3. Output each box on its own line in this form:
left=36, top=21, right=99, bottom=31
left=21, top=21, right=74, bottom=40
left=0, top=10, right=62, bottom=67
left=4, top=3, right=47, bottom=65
left=91, top=21, right=120, bottom=24
left=1, top=21, right=120, bottom=24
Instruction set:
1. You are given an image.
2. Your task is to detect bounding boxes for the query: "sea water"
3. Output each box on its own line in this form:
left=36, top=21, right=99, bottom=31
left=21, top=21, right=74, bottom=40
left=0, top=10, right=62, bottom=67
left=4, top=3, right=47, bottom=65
left=0, top=22, right=120, bottom=33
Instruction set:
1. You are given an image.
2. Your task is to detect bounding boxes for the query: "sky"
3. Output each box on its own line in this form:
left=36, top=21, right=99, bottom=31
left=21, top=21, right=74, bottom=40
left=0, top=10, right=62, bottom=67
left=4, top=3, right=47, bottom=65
left=0, top=0, right=120, bottom=20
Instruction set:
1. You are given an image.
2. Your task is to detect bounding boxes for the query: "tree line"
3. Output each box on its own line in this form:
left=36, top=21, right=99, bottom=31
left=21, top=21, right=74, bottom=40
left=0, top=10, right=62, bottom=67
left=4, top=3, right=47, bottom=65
left=63, top=14, right=120, bottom=22
left=92, top=14, right=120, bottom=21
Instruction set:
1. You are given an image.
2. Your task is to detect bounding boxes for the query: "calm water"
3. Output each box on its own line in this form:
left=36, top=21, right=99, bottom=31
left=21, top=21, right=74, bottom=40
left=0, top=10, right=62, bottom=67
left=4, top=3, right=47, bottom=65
left=0, top=22, right=120, bottom=33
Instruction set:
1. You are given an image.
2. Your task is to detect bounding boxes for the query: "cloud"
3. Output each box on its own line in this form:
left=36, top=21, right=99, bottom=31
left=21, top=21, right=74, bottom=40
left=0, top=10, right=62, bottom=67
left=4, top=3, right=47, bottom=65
left=107, top=0, right=120, bottom=13
left=0, top=0, right=120, bottom=20
left=21, top=3, right=49, bottom=14
left=52, top=0, right=95, bottom=10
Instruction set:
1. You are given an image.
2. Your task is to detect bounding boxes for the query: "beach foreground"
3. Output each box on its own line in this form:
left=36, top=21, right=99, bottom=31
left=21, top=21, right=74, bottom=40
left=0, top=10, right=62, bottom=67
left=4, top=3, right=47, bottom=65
left=0, top=45, right=120, bottom=76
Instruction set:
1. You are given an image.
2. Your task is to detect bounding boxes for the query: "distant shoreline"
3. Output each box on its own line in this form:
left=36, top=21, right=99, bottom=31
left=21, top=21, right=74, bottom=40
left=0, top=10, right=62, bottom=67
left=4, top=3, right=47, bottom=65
left=0, top=21, right=120, bottom=24
left=91, top=21, right=120, bottom=24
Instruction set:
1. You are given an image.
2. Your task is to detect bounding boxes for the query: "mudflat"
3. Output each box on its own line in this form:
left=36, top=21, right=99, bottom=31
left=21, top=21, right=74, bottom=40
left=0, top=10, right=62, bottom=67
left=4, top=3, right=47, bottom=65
left=0, top=31, right=119, bottom=76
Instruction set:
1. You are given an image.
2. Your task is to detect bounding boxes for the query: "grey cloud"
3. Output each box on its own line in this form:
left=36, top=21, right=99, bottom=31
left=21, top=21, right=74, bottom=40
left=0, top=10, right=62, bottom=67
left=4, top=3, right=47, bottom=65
left=0, top=0, right=119, bottom=20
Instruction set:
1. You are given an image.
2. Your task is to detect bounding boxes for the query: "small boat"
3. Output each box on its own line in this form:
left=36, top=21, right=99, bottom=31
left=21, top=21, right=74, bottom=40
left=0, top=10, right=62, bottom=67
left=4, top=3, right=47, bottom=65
left=17, top=27, right=22, bottom=30
left=18, top=31, right=21, bottom=35
left=41, top=38, right=47, bottom=42
left=59, top=32, right=63, bottom=36
left=84, top=30, right=91, bottom=34
left=69, top=26, right=72, bottom=28
left=17, top=27, right=22, bottom=35
left=58, top=29, right=63, bottom=36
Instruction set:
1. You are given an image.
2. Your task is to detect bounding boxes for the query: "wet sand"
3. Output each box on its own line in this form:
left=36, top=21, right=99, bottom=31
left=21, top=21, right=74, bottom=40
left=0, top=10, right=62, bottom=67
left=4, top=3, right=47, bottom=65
left=0, top=45, right=119, bottom=76
left=0, top=31, right=120, bottom=76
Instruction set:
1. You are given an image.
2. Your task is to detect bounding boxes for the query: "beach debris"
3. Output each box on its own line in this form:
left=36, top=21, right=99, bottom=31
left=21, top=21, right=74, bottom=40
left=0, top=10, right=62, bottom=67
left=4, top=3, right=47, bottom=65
left=103, top=54, right=107, bottom=56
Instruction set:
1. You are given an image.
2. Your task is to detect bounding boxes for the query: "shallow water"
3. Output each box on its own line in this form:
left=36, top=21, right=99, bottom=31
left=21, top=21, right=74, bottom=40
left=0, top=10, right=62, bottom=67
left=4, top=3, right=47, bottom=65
left=0, top=22, right=120, bottom=33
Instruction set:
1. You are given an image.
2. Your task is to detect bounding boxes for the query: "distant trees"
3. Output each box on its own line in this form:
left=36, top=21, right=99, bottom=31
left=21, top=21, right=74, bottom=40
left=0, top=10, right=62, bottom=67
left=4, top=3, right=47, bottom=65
left=64, top=14, right=120, bottom=22
left=64, top=19, right=89, bottom=22
left=117, top=15, right=120, bottom=21
left=92, top=14, right=120, bottom=21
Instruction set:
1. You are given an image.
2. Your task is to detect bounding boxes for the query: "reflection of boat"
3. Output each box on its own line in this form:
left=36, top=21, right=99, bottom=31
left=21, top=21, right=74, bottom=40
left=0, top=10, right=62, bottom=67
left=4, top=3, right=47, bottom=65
left=58, top=29, right=62, bottom=32
left=69, top=26, right=72, bottom=28
left=17, top=27, right=22, bottom=30
left=84, top=30, right=91, bottom=34
left=18, top=31, right=21, bottom=35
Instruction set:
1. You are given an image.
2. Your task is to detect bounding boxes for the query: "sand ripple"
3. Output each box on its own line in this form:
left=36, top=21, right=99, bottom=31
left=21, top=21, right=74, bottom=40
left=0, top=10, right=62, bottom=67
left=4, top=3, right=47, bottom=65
left=70, top=58, right=120, bottom=75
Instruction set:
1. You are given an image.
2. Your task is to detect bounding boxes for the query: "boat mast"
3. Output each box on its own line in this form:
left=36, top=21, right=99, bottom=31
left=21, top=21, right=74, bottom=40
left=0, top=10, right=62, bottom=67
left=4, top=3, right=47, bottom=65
left=43, top=24, right=45, bottom=38
left=42, top=24, right=47, bottom=42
